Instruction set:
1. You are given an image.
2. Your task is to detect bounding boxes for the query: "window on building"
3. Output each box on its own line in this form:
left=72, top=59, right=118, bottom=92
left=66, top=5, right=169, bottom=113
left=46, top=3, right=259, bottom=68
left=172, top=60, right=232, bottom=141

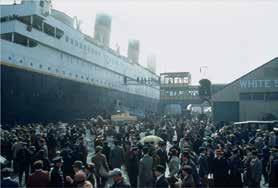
left=43, top=23, right=55, bottom=37
left=56, top=28, right=64, bottom=39
left=0, top=33, right=12, bottom=42
left=14, top=33, right=28, bottom=46
left=265, top=92, right=278, bottom=100
left=17, top=15, right=31, bottom=25
left=40, top=0, right=44, bottom=7
left=29, top=39, right=37, bottom=47
left=70, top=39, right=73, bottom=45
left=33, top=15, right=43, bottom=31
left=39, top=64, right=43, bottom=68
left=240, top=93, right=252, bottom=100
left=65, top=36, right=69, bottom=42
left=48, top=67, right=51, bottom=71
left=252, top=93, right=265, bottom=100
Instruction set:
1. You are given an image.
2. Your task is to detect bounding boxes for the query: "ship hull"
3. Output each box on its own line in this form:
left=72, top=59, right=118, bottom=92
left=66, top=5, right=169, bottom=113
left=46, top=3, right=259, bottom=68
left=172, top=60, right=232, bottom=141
left=1, top=64, right=158, bottom=124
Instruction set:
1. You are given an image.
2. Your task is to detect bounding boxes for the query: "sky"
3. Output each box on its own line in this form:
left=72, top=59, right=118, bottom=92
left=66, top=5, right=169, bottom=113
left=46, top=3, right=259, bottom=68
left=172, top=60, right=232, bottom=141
left=2, top=0, right=278, bottom=84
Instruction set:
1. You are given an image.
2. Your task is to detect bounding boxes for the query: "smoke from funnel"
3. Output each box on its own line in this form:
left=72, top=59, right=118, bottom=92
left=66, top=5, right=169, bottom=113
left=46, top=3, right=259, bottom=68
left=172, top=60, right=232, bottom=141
left=128, top=39, right=140, bottom=64
left=94, top=13, right=111, bottom=48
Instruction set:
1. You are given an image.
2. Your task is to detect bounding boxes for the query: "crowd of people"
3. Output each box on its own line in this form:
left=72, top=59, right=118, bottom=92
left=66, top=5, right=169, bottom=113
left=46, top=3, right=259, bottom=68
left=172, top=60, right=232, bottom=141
left=1, top=116, right=278, bottom=188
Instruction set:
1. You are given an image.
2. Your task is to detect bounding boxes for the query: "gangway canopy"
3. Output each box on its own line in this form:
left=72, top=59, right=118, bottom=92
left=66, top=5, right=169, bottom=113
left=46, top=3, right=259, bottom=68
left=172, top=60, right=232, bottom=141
left=111, top=112, right=137, bottom=123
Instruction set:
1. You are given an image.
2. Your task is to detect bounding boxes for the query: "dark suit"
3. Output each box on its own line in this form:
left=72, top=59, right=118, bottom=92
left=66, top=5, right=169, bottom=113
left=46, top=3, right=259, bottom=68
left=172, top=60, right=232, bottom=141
left=1, top=178, right=19, bottom=188
left=50, top=167, right=64, bottom=187
left=127, top=151, right=139, bottom=188
left=182, top=175, right=195, bottom=188
left=156, top=148, right=168, bottom=169
left=91, top=153, right=109, bottom=187
left=228, top=155, right=243, bottom=187
left=110, top=145, right=125, bottom=169
left=212, top=157, right=229, bottom=187
left=91, top=153, right=109, bottom=176
left=155, top=175, right=169, bottom=188
left=198, top=153, right=208, bottom=186
left=111, top=179, right=131, bottom=188
left=139, top=154, right=153, bottom=187
left=27, top=170, right=49, bottom=188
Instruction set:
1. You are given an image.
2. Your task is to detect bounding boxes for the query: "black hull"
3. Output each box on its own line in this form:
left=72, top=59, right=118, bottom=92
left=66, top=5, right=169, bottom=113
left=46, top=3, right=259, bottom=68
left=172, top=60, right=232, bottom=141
left=1, top=64, right=158, bottom=124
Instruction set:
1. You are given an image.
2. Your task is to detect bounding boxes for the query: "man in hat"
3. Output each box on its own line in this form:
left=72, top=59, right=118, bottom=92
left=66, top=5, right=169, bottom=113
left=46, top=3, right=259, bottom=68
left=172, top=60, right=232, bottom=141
left=84, top=163, right=97, bottom=188
left=38, top=138, right=48, bottom=159
left=154, top=165, right=169, bottom=188
left=168, top=149, right=180, bottom=177
left=156, top=141, right=168, bottom=169
left=126, top=146, right=140, bottom=188
left=91, top=146, right=109, bottom=187
left=198, top=147, right=209, bottom=187
left=110, top=140, right=125, bottom=169
left=102, top=141, right=111, bottom=167
left=77, top=137, right=88, bottom=165
left=1, top=168, right=19, bottom=188
left=138, top=146, right=153, bottom=188
left=181, top=165, right=195, bottom=187
left=11, top=137, right=24, bottom=174
left=249, top=150, right=262, bottom=188
left=181, top=151, right=200, bottom=186
left=211, top=149, right=229, bottom=187
left=228, top=148, right=243, bottom=187
left=16, top=142, right=31, bottom=186
left=50, top=156, right=64, bottom=187
left=66, top=160, right=86, bottom=187
left=269, top=147, right=278, bottom=187
left=110, top=168, right=130, bottom=188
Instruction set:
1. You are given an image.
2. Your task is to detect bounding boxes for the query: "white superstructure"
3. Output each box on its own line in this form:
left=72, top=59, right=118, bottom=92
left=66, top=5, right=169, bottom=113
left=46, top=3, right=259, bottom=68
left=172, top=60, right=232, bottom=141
left=0, top=0, right=160, bottom=99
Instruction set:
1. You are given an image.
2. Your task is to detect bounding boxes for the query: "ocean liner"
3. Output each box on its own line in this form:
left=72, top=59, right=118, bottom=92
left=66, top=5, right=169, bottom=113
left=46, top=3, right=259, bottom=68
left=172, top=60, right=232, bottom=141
left=0, top=0, right=160, bottom=124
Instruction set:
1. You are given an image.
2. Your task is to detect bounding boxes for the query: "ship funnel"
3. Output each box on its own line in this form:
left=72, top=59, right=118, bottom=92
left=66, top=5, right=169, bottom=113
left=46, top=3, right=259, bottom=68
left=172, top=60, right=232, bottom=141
left=128, top=39, right=140, bottom=64
left=94, top=13, right=112, bottom=48
left=147, top=54, right=157, bottom=73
